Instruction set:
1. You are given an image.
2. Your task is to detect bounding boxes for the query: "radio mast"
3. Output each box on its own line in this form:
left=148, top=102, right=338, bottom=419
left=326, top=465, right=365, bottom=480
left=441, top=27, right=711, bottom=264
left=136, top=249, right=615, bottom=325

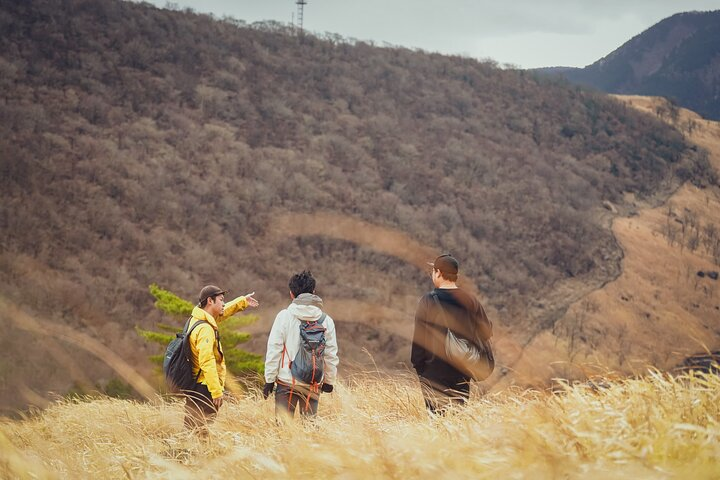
left=296, top=0, right=307, bottom=34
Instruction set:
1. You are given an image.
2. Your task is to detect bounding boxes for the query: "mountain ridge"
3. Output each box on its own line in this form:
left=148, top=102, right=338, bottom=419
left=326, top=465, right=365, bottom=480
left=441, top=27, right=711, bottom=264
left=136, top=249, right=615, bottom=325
left=534, top=10, right=720, bottom=120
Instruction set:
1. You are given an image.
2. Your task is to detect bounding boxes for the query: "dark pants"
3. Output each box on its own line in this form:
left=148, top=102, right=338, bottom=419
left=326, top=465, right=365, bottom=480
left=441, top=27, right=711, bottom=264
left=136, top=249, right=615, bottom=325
left=184, top=383, right=218, bottom=430
left=419, top=376, right=470, bottom=414
left=275, top=381, right=319, bottom=417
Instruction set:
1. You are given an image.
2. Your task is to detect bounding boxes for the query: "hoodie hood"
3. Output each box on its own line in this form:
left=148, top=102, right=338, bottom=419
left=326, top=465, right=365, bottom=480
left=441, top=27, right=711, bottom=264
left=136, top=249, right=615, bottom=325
left=288, top=293, right=324, bottom=322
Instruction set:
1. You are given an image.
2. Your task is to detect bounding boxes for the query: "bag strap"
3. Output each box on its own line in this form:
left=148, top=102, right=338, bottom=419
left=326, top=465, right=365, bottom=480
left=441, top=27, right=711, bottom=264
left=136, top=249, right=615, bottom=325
left=185, top=318, right=210, bottom=337
left=186, top=317, right=223, bottom=356
left=182, top=318, right=210, bottom=384
left=432, top=293, right=482, bottom=344
left=430, top=293, right=451, bottom=332
left=181, top=316, right=192, bottom=334
left=215, top=328, right=223, bottom=359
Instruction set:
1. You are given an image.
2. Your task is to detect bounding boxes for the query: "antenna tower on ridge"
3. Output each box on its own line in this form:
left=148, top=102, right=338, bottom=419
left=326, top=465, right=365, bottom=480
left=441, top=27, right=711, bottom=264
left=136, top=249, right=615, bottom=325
left=296, top=0, right=307, bottom=34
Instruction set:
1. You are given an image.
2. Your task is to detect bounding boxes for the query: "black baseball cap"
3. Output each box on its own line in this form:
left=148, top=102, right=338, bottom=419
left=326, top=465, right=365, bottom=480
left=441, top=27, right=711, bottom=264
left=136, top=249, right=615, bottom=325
left=198, top=285, right=227, bottom=305
left=427, top=254, right=459, bottom=275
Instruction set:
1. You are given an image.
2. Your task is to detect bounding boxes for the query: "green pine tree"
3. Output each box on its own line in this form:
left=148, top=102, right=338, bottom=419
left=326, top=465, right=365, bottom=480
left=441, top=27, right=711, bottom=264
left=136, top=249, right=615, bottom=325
left=137, top=284, right=264, bottom=384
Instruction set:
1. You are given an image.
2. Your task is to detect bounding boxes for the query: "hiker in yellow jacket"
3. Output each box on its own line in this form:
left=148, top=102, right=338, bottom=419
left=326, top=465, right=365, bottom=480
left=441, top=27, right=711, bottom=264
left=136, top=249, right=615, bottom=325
left=184, top=285, right=259, bottom=430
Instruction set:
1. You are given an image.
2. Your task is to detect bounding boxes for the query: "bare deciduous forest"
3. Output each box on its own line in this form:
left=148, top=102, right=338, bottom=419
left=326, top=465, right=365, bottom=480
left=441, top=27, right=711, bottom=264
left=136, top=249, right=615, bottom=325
left=0, top=0, right=716, bottom=411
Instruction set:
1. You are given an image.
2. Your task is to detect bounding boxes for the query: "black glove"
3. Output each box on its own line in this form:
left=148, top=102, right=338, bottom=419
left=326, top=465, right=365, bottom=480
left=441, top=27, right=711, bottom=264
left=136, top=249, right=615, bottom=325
left=321, top=383, right=333, bottom=393
left=262, top=382, right=275, bottom=399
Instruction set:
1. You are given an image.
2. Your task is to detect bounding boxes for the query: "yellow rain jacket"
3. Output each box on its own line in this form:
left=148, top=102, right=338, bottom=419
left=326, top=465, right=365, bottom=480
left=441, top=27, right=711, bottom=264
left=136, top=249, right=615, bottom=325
left=188, top=296, right=249, bottom=399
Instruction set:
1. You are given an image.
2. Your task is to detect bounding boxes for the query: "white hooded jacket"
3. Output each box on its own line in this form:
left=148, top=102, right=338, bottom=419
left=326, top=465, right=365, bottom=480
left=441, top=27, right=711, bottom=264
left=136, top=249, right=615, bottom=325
left=264, top=293, right=339, bottom=386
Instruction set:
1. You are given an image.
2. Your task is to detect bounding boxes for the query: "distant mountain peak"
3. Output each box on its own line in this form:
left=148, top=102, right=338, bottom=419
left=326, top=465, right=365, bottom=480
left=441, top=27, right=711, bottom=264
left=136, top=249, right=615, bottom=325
left=536, top=10, right=720, bottom=120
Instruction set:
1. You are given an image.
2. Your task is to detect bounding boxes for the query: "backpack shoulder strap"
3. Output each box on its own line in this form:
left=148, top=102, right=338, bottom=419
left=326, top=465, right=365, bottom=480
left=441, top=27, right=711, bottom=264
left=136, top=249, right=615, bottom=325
left=183, top=319, right=210, bottom=383
left=181, top=316, right=192, bottom=333
left=430, top=293, right=450, bottom=330
left=317, top=313, right=327, bottom=325
left=185, top=318, right=210, bottom=338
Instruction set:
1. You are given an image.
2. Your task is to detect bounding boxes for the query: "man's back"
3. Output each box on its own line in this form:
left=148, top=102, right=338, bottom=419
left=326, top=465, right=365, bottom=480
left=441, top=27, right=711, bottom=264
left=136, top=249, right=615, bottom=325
left=411, top=287, right=492, bottom=385
left=265, top=293, right=339, bottom=387
left=263, top=271, right=340, bottom=417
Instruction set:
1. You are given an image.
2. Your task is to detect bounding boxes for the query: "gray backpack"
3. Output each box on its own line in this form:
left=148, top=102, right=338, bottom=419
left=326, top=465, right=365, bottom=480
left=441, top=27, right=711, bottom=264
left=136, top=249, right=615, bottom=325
left=290, top=314, right=327, bottom=385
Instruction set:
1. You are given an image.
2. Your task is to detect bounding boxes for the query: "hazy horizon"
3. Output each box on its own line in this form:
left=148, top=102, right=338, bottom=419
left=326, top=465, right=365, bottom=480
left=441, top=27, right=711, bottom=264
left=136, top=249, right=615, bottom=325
left=139, top=0, right=719, bottom=68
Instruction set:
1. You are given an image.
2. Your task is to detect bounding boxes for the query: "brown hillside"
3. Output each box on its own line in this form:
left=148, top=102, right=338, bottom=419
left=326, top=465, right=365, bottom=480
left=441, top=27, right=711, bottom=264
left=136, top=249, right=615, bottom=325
left=0, top=1, right=716, bottom=410
left=504, top=96, right=720, bottom=388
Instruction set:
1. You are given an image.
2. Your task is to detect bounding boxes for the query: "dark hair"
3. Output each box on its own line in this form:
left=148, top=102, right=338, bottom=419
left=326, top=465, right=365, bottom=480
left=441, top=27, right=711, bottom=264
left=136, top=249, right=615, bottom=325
left=289, top=270, right=316, bottom=297
left=436, top=269, right=458, bottom=282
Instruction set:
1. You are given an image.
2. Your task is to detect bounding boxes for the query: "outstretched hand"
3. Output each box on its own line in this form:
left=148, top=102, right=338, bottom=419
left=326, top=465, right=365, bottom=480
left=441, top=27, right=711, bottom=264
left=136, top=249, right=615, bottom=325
left=244, top=292, right=259, bottom=308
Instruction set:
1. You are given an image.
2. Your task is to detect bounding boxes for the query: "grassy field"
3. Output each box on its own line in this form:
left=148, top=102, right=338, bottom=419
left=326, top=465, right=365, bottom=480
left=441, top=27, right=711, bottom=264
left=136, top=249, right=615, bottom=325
left=1, top=370, right=718, bottom=479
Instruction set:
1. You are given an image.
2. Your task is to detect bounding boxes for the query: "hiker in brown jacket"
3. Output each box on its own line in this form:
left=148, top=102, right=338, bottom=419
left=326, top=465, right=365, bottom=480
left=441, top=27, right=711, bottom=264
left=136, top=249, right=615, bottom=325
left=411, top=254, right=493, bottom=413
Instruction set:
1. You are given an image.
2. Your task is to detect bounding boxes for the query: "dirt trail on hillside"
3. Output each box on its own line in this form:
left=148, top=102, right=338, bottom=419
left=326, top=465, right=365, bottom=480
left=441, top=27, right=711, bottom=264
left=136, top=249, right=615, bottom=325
left=501, top=96, right=720, bottom=388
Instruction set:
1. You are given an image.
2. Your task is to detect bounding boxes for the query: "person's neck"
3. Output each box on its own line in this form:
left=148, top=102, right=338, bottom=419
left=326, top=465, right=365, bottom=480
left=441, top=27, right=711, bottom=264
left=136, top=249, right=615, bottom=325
left=201, top=307, right=217, bottom=320
left=436, top=280, right=458, bottom=289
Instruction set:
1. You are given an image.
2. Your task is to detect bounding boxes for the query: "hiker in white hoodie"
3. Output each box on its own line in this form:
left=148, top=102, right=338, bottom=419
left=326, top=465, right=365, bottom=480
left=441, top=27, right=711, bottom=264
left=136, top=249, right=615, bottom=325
left=263, top=270, right=339, bottom=417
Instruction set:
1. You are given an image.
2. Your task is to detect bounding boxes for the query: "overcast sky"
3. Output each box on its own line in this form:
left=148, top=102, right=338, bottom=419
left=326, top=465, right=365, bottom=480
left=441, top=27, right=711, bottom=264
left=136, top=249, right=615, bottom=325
left=141, top=1, right=720, bottom=69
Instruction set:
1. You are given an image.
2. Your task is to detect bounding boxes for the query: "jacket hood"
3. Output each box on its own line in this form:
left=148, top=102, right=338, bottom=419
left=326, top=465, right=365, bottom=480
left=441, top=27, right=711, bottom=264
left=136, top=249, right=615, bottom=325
left=288, top=293, right=324, bottom=322
left=191, top=305, right=219, bottom=329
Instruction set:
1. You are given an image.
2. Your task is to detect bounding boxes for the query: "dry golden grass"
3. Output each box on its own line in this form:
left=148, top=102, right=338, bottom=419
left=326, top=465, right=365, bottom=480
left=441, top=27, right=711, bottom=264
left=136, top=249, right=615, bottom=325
left=1, top=370, right=718, bottom=479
